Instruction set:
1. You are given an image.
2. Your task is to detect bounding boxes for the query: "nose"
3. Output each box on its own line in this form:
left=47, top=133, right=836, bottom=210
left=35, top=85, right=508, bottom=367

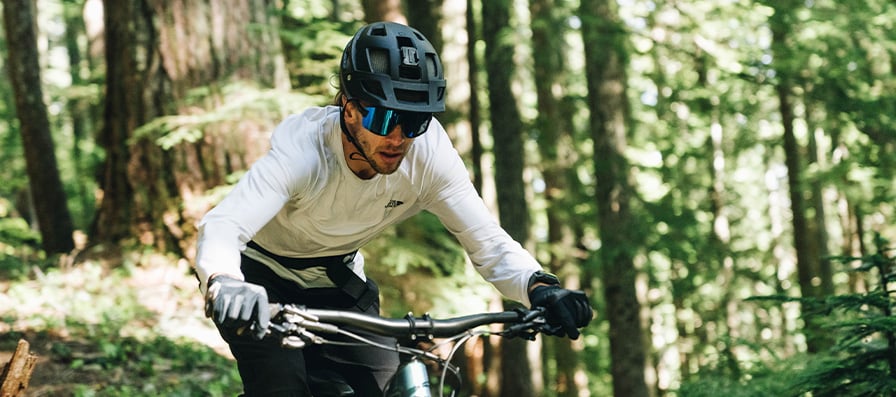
left=384, top=125, right=406, bottom=144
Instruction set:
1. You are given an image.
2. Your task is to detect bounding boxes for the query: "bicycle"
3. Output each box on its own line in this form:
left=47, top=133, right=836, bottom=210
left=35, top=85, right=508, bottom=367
left=263, top=303, right=557, bottom=397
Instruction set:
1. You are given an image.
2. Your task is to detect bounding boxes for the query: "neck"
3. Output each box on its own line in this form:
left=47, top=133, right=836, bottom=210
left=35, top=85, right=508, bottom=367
left=341, top=132, right=377, bottom=179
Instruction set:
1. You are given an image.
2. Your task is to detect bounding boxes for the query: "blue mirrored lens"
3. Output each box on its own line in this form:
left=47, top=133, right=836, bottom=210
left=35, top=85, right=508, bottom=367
left=400, top=113, right=432, bottom=138
left=361, top=106, right=432, bottom=138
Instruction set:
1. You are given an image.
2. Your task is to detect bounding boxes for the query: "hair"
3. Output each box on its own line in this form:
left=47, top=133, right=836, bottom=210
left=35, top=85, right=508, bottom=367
left=331, top=72, right=346, bottom=106
left=333, top=89, right=346, bottom=106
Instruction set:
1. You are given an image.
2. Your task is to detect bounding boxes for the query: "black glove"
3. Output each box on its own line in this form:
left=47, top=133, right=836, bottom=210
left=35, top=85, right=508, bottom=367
left=529, top=285, right=593, bottom=339
left=205, top=275, right=270, bottom=340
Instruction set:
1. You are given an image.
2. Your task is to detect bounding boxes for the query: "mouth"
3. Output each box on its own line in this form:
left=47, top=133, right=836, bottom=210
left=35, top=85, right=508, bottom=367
left=380, top=151, right=403, bottom=161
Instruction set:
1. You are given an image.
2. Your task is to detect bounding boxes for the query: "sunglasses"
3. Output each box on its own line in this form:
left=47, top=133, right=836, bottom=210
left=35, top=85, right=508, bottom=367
left=358, top=104, right=432, bottom=138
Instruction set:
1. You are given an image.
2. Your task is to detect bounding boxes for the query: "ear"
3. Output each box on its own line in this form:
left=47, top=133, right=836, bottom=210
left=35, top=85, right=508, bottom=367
left=343, top=99, right=361, bottom=124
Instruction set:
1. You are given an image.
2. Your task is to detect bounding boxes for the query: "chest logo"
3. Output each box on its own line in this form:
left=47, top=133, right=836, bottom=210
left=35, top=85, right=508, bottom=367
left=385, top=200, right=404, bottom=209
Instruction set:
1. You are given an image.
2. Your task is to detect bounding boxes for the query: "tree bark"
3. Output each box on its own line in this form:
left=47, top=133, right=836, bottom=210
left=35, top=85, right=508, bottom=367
left=406, top=0, right=442, bottom=53
left=805, top=106, right=833, bottom=296
left=581, top=0, right=650, bottom=396
left=93, top=0, right=289, bottom=256
left=529, top=0, right=587, bottom=395
left=2, top=0, right=76, bottom=254
left=482, top=0, right=536, bottom=395
left=63, top=0, right=98, bottom=228
left=91, top=0, right=147, bottom=248
left=0, top=339, right=37, bottom=396
left=769, top=4, right=832, bottom=353
left=465, top=0, right=484, bottom=193
left=361, top=0, right=406, bottom=23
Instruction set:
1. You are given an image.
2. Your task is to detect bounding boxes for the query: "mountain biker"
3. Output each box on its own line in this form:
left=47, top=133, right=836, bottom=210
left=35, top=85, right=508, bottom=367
left=194, top=21, right=593, bottom=396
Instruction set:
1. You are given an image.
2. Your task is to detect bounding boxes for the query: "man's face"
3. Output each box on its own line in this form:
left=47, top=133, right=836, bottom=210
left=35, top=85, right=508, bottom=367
left=344, top=101, right=416, bottom=176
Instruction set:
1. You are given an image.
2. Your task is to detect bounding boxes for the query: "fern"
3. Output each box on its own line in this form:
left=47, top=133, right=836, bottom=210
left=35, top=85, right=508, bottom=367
left=789, top=234, right=896, bottom=396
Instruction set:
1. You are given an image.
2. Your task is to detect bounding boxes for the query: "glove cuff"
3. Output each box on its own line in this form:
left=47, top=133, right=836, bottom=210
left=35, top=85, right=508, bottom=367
left=527, top=271, right=560, bottom=289
left=207, top=273, right=242, bottom=287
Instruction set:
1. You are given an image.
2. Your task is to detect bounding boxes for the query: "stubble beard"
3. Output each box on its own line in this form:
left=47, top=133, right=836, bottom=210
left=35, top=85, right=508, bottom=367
left=357, top=137, right=407, bottom=175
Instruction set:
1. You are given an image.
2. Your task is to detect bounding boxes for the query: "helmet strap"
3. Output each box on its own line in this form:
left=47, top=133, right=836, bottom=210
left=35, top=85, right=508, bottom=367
left=339, top=103, right=374, bottom=165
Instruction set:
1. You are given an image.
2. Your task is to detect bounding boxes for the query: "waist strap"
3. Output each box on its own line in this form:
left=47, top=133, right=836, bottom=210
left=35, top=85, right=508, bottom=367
left=246, top=241, right=357, bottom=270
left=245, top=241, right=375, bottom=311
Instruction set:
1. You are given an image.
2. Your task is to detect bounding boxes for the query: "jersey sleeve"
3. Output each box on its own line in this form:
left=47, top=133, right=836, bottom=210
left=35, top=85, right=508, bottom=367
left=420, top=129, right=543, bottom=306
left=194, top=114, right=317, bottom=293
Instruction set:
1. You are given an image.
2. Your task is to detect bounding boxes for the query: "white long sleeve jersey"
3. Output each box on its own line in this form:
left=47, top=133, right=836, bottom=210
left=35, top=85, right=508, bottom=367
left=195, top=106, right=542, bottom=306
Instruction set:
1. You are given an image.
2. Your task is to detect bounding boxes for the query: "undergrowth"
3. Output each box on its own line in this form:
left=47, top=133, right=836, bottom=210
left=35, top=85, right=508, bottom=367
left=0, top=251, right=242, bottom=396
left=679, top=234, right=896, bottom=396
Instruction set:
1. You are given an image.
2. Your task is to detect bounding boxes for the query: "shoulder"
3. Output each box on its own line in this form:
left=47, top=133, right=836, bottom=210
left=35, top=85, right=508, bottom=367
left=404, top=118, right=473, bottom=200
left=272, top=107, right=338, bottom=139
left=408, top=117, right=456, bottom=158
left=270, top=106, right=338, bottom=148
left=261, top=106, right=340, bottom=194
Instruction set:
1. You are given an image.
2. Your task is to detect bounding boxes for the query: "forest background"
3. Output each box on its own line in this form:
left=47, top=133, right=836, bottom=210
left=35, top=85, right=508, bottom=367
left=0, top=0, right=894, bottom=396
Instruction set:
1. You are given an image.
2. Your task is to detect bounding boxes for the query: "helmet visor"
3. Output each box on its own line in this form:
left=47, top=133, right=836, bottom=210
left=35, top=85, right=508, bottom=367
left=360, top=105, right=432, bottom=138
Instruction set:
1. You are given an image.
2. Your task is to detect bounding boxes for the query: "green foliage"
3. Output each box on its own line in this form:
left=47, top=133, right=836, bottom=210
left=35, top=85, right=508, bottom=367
left=784, top=235, right=896, bottom=396
left=58, top=335, right=241, bottom=397
left=0, top=90, right=30, bottom=229
left=687, top=234, right=896, bottom=396
left=375, top=212, right=467, bottom=277
left=0, top=197, right=43, bottom=278
left=0, top=210, right=40, bottom=247
left=132, top=82, right=321, bottom=150
left=2, top=0, right=895, bottom=395
left=677, top=361, right=795, bottom=397
left=278, top=13, right=358, bottom=97
left=361, top=212, right=496, bottom=317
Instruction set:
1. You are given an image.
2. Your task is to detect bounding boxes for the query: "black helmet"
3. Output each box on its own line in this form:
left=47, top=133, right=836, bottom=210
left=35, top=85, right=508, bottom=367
left=340, top=22, right=446, bottom=113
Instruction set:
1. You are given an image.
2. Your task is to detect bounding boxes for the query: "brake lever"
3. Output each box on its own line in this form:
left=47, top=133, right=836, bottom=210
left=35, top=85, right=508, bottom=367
left=265, top=304, right=340, bottom=349
left=519, top=307, right=548, bottom=322
left=502, top=323, right=539, bottom=340
left=500, top=309, right=550, bottom=340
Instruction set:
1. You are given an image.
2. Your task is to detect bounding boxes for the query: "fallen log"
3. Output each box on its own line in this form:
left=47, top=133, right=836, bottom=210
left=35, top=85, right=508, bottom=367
left=0, top=339, right=37, bottom=397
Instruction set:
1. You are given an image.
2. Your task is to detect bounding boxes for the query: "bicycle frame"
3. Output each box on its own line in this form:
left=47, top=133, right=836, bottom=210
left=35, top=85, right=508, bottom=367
left=387, top=359, right=431, bottom=397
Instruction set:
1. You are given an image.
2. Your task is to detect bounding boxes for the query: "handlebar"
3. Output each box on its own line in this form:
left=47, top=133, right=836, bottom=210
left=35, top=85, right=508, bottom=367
left=265, top=303, right=551, bottom=349
left=262, top=304, right=553, bottom=396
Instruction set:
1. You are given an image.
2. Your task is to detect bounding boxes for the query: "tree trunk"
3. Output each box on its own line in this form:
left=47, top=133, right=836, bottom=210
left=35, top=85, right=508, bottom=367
left=805, top=106, right=833, bottom=296
left=91, top=0, right=144, bottom=246
left=529, top=0, right=587, bottom=395
left=482, top=0, right=535, bottom=396
left=581, top=0, right=650, bottom=396
left=93, top=0, right=289, bottom=257
left=769, top=6, right=831, bottom=353
left=465, top=0, right=484, bottom=193
left=361, top=0, right=406, bottom=23
left=63, top=0, right=96, bottom=228
left=406, top=0, right=442, bottom=54
left=462, top=4, right=486, bottom=392
left=2, top=0, right=75, bottom=254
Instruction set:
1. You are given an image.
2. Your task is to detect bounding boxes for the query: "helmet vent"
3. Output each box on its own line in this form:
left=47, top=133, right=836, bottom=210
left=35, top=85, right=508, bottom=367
left=395, top=88, right=427, bottom=104
left=397, top=36, right=413, bottom=48
left=362, top=81, right=386, bottom=99
left=426, top=55, right=439, bottom=78
left=400, top=65, right=422, bottom=80
left=370, top=24, right=388, bottom=36
left=369, top=49, right=389, bottom=73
